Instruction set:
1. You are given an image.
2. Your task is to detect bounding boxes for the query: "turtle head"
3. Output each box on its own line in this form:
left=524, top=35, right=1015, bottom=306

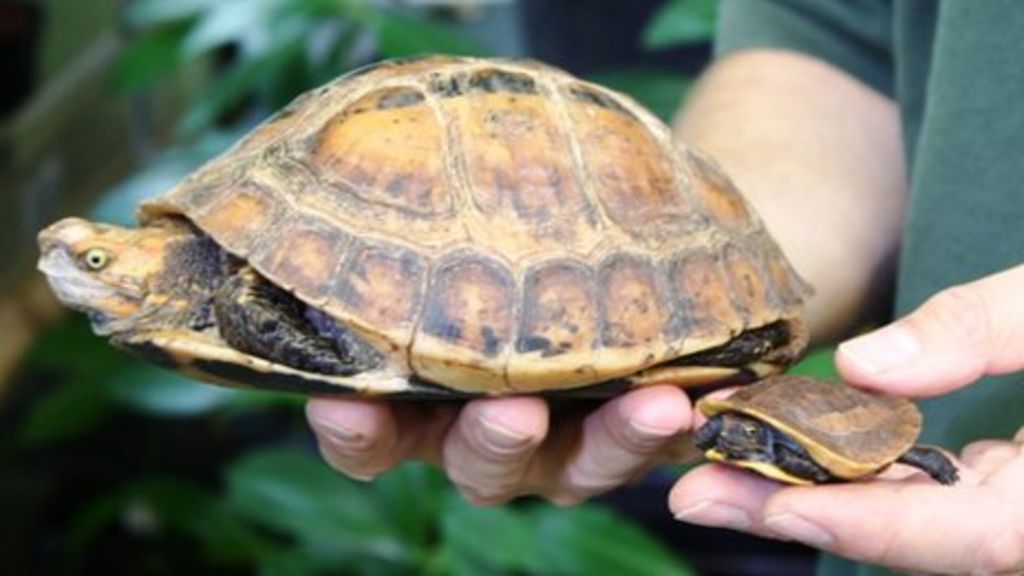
left=38, top=218, right=179, bottom=335
left=695, top=412, right=773, bottom=461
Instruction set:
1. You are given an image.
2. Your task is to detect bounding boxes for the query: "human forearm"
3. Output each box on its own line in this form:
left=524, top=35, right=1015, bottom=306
left=674, top=49, right=907, bottom=343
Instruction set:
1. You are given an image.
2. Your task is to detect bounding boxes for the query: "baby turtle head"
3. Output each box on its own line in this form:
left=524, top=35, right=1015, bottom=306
left=37, top=218, right=182, bottom=335
left=695, top=412, right=774, bottom=461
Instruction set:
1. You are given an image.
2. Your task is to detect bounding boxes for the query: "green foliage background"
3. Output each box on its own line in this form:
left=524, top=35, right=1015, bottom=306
left=4, top=1, right=835, bottom=574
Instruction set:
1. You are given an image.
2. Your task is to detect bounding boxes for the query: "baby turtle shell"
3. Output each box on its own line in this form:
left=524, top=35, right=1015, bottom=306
left=698, top=376, right=923, bottom=481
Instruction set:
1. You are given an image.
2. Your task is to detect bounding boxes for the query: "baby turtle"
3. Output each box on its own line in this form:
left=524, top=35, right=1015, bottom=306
left=695, top=376, right=959, bottom=485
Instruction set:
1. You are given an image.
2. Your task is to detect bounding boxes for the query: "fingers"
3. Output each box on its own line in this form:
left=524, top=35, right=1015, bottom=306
left=306, top=397, right=455, bottom=480
left=758, top=481, right=1022, bottom=575
left=442, top=396, right=548, bottom=505
left=836, top=264, right=1024, bottom=397
left=670, top=464, right=784, bottom=539
left=310, top=386, right=692, bottom=506
left=448, top=386, right=692, bottom=505
left=550, top=385, right=692, bottom=504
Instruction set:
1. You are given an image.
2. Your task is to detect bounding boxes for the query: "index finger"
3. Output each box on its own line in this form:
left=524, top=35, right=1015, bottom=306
left=836, top=264, right=1024, bottom=397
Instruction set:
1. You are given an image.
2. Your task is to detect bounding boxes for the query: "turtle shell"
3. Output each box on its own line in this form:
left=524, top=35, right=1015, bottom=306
left=698, top=376, right=923, bottom=479
left=139, top=55, right=810, bottom=395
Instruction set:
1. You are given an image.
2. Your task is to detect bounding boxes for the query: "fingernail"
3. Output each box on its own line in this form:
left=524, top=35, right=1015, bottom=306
left=479, top=417, right=533, bottom=451
left=765, top=513, right=834, bottom=548
left=673, top=500, right=752, bottom=530
left=839, top=324, right=920, bottom=374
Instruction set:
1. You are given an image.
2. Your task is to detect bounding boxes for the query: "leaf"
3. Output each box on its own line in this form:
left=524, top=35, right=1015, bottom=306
left=588, top=69, right=692, bottom=122
left=528, top=505, right=696, bottom=576
left=258, top=550, right=320, bottom=576
left=790, top=346, right=840, bottom=379
left=69, top=477, right=274, bottom=567
left=178, top=37, right=303, bottom=135
left=17, top=377, right=115, bottom=449
left=112, top=23, right=190, bottom=93
left=122, top=0, right=213, bottom=28
left=106, top=365, right=245, bottom=417
left=642, top=0, right=717, bottom=50
left=93, top=128, right=244, bottom=224
left=17, top=318, right=124, bottom=448
left=181, top=0, right=270, bottom=57
left=226, top=448, right=417, bottom=568
left=370, top=462, right=447, bottom=549
left=442, top=496, right=534, bottom=572
left=376, top=13, right=487, bottom=58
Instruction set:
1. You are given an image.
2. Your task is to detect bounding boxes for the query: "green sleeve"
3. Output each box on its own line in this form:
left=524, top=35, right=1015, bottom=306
left=714, top=0, right=894, bottom=96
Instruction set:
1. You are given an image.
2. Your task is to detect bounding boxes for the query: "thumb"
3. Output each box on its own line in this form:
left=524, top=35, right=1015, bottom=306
left=761, top=480, right=1021, bottom=575
left=836, top=264, right=1024, bottom=397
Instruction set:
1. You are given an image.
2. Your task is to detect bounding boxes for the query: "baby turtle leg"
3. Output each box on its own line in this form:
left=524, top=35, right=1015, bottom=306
left=896, top=446, right=959, bottom=485
left=213, top=267, right=362, bottom=375
left=771, top=435, right=835, bottom=484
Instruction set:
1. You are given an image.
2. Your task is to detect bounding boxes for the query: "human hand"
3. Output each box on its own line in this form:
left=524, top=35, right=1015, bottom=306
left=671, top=265, right=1024, bottom=575
left=306, top=384, right=694, bottom=506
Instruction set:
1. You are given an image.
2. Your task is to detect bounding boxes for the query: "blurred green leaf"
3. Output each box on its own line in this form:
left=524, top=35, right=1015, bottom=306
left=181, top=0, right=267, bottom=56
left=70, top=477, right=273, bottom=567
left=18, top=318, right=124, bottom=448
left=112, top=23, right=190, bottom=93
left=370, top=461, right=447, bottom=549
left=377, top=13, right=487, bottom=58
left=226, top=448, right=417, bottom=568
left=589, top=69, right=691, bottom=122
left=17, top=377, right=115, bottom=449
left=93, top=128, right=243, bottom=224
left=107, top=365, right=243, bottom=417
left=790, top=346, right=840, bottom=379
left=442, top=496, right=533, bottom=573
left=179, top=36, right=303, bottom=135
left=258, top=550, right=320, bottom=576
left=529, top=505, right=696, bottom=576
left=123, top=0, right=213, bottom=28
left=643, top=0, right=717, bottom=50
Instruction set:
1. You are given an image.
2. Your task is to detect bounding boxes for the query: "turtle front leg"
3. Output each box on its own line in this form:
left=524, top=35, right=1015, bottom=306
left=773, top=441, right=835, bottom=484
left=896, top=446, right=959, bottom=485
left=213, top=266, right=361, bottom=375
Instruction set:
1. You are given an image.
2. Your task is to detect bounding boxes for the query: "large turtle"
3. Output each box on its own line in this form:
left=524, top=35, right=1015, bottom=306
left=695, top=376, right=959, bottom=485
left=37, top=55, right=811, bottom=399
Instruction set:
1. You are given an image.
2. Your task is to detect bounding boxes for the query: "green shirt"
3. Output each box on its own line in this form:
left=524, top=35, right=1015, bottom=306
left=715, top=1, right=1024, bottom=574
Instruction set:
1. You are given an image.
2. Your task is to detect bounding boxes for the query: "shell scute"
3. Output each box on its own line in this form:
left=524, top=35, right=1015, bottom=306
left=599, top=254, right=671, bottom=349
left=191, top=181, right=286, bottom=256
left=419, top=255, right=516, bottom=357
left=331, top=240, right=426, bottom=334
left=249, top=213, right=351, bottom=302
left=447, top=77, right=597, bottom=252
left=562, top=82, right=689, bottom=242
left=667, top=249, right=743, bottom=342
left=311, top=87, right=451, bottom=219
left=517, top=259, right=599, bottom=357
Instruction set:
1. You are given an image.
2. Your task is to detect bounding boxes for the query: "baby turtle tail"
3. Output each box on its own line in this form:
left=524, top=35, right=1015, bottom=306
left=897, top=446, right=959, bottom=485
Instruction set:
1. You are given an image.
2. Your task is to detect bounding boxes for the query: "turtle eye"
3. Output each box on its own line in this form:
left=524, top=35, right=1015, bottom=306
left=81, top=247, right=112, bottom=271
left=741, top=423, right=759, bottom=438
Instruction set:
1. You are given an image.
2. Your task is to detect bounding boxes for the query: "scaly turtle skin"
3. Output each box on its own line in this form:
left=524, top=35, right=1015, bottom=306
left=37, top=55, right=811, bottom=398
left=695, top=376, right=959, bottom=485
